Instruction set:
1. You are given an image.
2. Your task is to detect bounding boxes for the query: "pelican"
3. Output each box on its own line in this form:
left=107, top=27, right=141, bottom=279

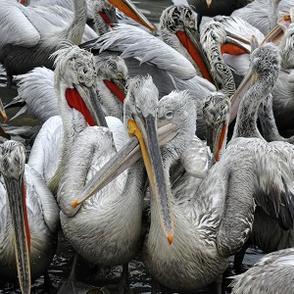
left=158, top=5, right=214, bottom=82
left=91, top=0, right=156, bottom=35
left=0, top=139, right=59, bottom=293
left=232, top=248, right=294, bottom=294
left=57, top=75, right=158, bottom=290
left=227, top=43, right=294, bottom=272
left=0, top=0, right=88, bottom=80
left=203, top=91, right=230, bottom=161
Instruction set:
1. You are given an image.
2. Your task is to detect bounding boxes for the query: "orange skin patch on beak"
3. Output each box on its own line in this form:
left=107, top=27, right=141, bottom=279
left=22, top=180, right=31, bottom=250
left=71, top=199, right=80, bottom=209
left=215, top=123, right=227, bottom=162
left=176, top=31, right=213, bottom=82
left=167, top=232, right=174, bottom=245
left=221, top=43, right=247, bottom=55
left=65, top=88, right=96, bottom=126
left=282, top=14, right=291, bottom=25
left=103, top=80, right=126, bottom=103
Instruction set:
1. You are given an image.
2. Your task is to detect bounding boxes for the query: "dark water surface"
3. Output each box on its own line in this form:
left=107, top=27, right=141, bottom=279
left=0, top=1, right=263, bottom=293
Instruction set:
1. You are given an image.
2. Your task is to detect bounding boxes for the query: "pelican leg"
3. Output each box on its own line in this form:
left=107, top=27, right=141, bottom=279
left=151, top=279, right=160, bottom=294
left=233, top=240, right=250, bottom=274
left=6, top=69, right=13, bottom=89
left=118, top=263, right=129, bottom=294
left=209, top=275, right=223, bottom=294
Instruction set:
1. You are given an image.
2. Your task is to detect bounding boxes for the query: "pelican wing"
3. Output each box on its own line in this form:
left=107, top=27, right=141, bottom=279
left=29, top=0, right=95, bottom=20
left=231, top=248, right=294, bottom=294
left=181, top=136, right=212, bottom=178
left=25, top=165, right=59, bottom=233
left=22, top=5, right=98, bottom=42
left=0, top=1, right=40, bottom=48
left=14, top=67, right=59, bottom=122
left=214, top=16, right=265, bottom=47
left=254, top=142, right=294, bottom=229
left=28, top=116, right=63, bottom=184
left=232, top=0, right=277, bottom=35
left=95, top=24, right=197, bottom=80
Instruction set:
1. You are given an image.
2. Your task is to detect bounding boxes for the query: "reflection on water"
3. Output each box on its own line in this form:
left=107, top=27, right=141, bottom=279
left=0, top=1, right=264, bottom=293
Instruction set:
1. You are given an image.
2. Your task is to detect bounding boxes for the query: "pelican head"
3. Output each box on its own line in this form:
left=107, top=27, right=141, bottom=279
left=94, top=0, right=117, bottom=34
left=250, top=43, right=281, bottom=79
left=53, top=45, right=107, bottom=127
left=71, top=75, right=175, bottom=245
left=0, top=141, right=31, bottom=294
left=123, top=75, right=158, bottom=124
left=104, top=0, right=156, bottom=32
left=160, top=5, right=197, bottom=33
left=53, top=45, right=97, bottom=88
left=203, top=92, right=230, bottom=162
left=158, top=90, right=196, bottom=159
left=95, top=55, right=128, bottom=97
left=160, top=5, right=213, bottom=82
left=230, top=43, right=281, bottom=123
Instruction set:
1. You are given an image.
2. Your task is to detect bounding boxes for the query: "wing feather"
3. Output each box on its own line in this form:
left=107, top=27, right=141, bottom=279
left=0, top=1, right=40, bottom=48
left=14, top=67, right=59, bottom=122
left=94, top=24, right=197, bottom=80
left=255, top=142, right=294, bottom=229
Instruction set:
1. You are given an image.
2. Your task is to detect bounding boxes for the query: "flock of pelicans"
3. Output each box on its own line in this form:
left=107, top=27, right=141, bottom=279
left=1, top=0, right=294, bottom=293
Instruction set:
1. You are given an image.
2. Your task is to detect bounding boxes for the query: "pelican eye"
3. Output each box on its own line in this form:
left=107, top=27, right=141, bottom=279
left=165, top=111, right=174, bottom=119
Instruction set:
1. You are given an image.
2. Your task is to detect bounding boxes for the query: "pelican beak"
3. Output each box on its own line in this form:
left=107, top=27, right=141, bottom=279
left=103, top=78, right=126, bottom=103
left=71, top=117, right=175, bottom=245
left=0, top=98, right=8, bottom=123
left=229, top=65, right=257, bottom=123
left=66, top=84, right=107, bottom=127
left=221, top=32, right=251, bottom=55
left=262, top=24, right=284, bottom=45
left=207, top=122, right=228, bottom=162
left=107, top=0, right=157, bottom=32
left=129, top=114, right=174, bottom=245
left=3, top=174, right=31, bottom=294
left=206, top=0, right=212, bottom=7
left=176, top=28, right=213, bottom=82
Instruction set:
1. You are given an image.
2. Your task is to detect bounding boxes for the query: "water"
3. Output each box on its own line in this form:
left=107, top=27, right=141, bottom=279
left=0, top=1, right=264, bottom=293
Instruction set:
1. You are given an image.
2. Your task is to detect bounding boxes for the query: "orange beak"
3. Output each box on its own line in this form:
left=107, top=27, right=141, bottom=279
left=107, top=0, right=156, bottom=32
left=176, top=30, right=213, bottom=82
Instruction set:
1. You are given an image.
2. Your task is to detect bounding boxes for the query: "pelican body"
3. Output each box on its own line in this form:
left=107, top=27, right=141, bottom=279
left=0, top=141, right=59, bottom=293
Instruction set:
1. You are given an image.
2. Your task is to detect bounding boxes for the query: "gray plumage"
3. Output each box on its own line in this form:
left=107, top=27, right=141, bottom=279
left=0, top=0, right=89, bottom=77
left=13, top=67, right=59, bottom=122
left=59, top=77, right=156, bottom=267
left=0, top=140, right=59, bottom=281
left=232, top=248, right=294, bottom=294
left=232, top=0, right=281, bottom=35
left=230, top=44, right=294, bottom=261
